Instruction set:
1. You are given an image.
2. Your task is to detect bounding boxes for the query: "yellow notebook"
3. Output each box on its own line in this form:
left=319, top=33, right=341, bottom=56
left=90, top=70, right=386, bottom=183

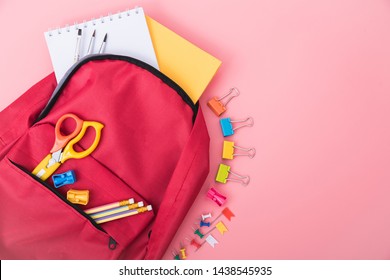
left=146, top=16, right=221, bottom=103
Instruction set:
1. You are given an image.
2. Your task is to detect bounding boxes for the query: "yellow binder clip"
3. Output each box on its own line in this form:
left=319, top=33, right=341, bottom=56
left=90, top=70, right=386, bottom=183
left=207, top=87, right=240, bottom=116
left=67, top=189, right=89, bottom=205
left=222, top=141, right=256, bottom=160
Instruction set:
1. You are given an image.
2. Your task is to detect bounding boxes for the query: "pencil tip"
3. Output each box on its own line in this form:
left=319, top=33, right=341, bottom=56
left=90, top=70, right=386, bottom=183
left=92, top=30, right=96, bottom=36
left=103, top=33, right=107, bottom=42
left=78, top=29, right=82, bottom=36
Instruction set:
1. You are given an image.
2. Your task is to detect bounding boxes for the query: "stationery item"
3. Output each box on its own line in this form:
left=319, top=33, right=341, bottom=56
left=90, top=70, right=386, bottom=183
left=84, top=198, right=135, bottom=214
left=208, top=87, right=240, bottom=116
left=95, top=205, right=152, bottom=224
left=74, top=29, right=82, bottom=63
left=220, top=117, right=254, bottom=137
left=98, top=33, right=107, bottom=54
left=216, top=163, right=250, bottom=185
left=45, top=7, right=159, bottom=82
left=52, top=170, right=76, bottom=188
left=193, top=228, right=204, bottom=239
left=215, top=221, right=228, bottom=235
left=207, top=187, right=227, bottom=206
left=32, top=113, right=104, bottom=180
left=188, top=238, right=202, bottom=249
left=90, top=201, right=144, bottom=219
left=179, top=243, right=187, bottom=260
left=87, top=30, right=96, bottom=55
left=222, top=141, right=256, bottom=160
left=200, top=220, right=211, bottom=227
left=201, top=213, right=212, bottom=221
left=205, top=234, right=219, bottom=248
left=172, top=250, right=180, bottom=260
left=146, top=16, right=221, bottom=103
left=67, top=189, right=89, bottom=205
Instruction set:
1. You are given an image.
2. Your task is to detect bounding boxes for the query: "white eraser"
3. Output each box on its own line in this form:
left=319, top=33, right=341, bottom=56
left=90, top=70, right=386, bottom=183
left=129, top=198, right=135, bottom=204
left=138, top=201, right=144, bottom=207
left=147, top=205, right=152, bottom=211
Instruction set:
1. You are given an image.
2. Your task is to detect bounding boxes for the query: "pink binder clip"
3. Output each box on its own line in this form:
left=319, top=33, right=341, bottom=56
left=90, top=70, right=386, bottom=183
left=207, top=187, right=227, bottom=206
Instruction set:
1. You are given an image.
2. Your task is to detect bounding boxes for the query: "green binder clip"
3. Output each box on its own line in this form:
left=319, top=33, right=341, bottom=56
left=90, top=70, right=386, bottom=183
left=215, top=163, right=250, bottom=185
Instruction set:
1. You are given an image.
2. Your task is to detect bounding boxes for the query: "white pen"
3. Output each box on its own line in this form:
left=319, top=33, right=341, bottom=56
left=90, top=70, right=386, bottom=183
left=87, top=30, right=96, bottom=55
left=74, top=29, right=82, bottom=62
left=98, top=33, right=107, bottom=54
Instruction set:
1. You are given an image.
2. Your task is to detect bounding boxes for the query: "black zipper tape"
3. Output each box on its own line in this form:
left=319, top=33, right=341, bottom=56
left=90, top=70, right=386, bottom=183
left=36, top=54, right=199, bottom=123
left=9, top=159, right=117, bottom=250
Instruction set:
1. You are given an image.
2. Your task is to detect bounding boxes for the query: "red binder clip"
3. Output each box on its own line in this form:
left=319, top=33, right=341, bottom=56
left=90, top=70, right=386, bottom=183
left=207, top=187, right=227, bottom=206
left=207, top=87, right=240, bottom=116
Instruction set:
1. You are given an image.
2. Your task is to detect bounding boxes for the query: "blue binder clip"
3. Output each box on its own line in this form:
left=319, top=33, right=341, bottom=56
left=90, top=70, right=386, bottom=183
left=52, top=170, right=76, bottom=188
left=219, top=117, right=254, bottom=137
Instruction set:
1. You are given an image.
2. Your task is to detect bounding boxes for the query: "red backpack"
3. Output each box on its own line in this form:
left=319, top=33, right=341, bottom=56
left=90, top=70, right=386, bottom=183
left=0, top=55, right=210, bottom=259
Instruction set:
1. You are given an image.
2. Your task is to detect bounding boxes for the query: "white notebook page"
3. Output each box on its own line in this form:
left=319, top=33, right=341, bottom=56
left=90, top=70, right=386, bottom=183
left=45, top=7, right=159, bottom=82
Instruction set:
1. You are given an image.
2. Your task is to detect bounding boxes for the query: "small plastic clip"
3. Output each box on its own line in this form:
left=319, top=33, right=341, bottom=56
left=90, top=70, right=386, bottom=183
left=207, top=187, right=227, bottom=206
left=200, top=220, right=211, bottom=227
left=220, top=117, right=254, bottom=137
left=222, top=141, right=256, bottom=160
left=207, top=87, right=240, bottom=116
left=216, top=163, right=250, bottom=185
left=52, top=170, right=76, bottom=188
left=67, top=189, right=89, bottom=205
left=202, top=213, right=212, bottom=220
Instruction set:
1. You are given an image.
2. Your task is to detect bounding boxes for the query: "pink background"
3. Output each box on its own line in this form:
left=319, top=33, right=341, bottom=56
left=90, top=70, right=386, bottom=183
left=1, top=0, right=390, bottom=259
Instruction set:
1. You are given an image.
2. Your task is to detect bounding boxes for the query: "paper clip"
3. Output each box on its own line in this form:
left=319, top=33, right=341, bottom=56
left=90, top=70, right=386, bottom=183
left=222, top=141, right=256, bottom=160
left=216, top=163, right=250, bottom=185
left=207, top=87, right=240, bottom=116
left=220, top=117, right=254, bottom=137
left=207, top=187, right=227, bottom=206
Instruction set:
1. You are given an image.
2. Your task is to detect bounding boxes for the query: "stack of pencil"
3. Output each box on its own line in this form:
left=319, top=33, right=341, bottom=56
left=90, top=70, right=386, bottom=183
left=85, top=198, right=152, bottom=224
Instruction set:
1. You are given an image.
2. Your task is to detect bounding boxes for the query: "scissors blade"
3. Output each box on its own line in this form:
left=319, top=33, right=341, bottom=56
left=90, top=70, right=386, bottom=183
left=47, top=150, right=62, bottom=168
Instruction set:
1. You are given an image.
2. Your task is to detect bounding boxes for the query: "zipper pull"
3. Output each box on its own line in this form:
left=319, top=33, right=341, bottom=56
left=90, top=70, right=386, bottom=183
left=108, top=237, right=117, bottom=250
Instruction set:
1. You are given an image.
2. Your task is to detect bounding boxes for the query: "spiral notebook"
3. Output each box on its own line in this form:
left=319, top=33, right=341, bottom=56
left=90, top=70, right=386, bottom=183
left=45, top=7, right=159, bottom=82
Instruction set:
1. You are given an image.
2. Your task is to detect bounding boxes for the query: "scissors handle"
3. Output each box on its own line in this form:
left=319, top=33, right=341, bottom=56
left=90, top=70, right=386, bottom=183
left=50, top=114, right=83, bottom=153
left=61, top=121, right=104, bottom=162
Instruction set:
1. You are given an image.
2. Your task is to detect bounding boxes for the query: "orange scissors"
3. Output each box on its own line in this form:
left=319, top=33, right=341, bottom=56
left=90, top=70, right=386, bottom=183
left=32, top=113, right=104, bottom=180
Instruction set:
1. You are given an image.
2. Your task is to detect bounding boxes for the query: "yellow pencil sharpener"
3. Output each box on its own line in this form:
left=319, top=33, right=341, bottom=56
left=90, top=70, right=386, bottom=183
left=67, top=189, right=89, bottom=205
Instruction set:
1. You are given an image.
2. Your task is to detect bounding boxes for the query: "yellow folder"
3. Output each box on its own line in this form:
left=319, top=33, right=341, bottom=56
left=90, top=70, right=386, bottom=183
left=146, top=16, right=222, bottom=103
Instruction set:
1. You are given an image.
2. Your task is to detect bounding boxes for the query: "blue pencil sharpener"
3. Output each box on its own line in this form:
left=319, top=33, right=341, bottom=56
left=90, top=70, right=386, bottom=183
left=52, top=170, right=76, bottom=188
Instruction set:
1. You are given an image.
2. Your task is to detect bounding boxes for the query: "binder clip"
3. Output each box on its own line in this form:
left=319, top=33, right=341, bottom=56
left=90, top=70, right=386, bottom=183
left=67, top=189, right=89, bottom=205
left=207, top=187, right=227, bottom=206
left=52, top=170, right=76, bottom=188
left=207, top=87, right=240, bottom=116
left=222, top=141, right=256, bottom=160
left=216, top=163, right=250, bottom=185
left=220, top=117, right=254, bottom=137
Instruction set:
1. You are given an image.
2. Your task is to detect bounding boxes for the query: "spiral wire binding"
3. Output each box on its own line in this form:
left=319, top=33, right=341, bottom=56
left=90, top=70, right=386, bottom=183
left=47, top=7, right=141, bottom=37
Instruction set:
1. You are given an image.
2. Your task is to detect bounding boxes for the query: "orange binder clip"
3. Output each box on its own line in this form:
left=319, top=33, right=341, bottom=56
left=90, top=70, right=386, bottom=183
left=207, top=87, right=240, bottom=116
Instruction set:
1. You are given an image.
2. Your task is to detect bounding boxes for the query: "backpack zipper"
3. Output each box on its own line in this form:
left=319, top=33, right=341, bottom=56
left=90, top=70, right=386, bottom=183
left=9, top=159, right=118, bottom=251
